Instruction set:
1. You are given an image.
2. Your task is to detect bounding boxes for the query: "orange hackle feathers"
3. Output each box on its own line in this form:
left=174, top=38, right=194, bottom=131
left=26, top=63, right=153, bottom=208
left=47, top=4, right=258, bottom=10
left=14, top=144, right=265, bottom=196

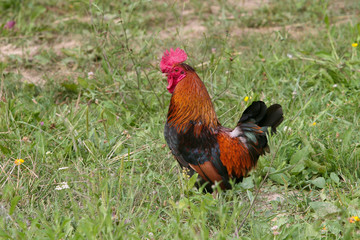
left=167, top=67, right=219, bottom=133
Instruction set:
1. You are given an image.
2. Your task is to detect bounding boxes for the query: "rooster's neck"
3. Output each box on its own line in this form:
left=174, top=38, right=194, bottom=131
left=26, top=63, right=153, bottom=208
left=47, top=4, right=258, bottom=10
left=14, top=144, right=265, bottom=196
left=167, top=71, right=219, bottom=132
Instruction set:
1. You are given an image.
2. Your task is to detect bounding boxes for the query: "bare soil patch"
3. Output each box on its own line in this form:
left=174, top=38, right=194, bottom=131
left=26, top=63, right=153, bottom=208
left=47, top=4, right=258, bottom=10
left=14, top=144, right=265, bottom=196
left=159, top=19, right=207, bottom=40
left=0, top=44, right=39, bottom=61
left=236, top=0, right=270, bottom=12
left=51, top=38, right=82, bottom=55
left=1, top=35, right=83, bottom=85
left=232, top=22, right=320, bottom=39
left=0, top=36, right=82, bottom=61
left=19, top=69, right=45, bottom=84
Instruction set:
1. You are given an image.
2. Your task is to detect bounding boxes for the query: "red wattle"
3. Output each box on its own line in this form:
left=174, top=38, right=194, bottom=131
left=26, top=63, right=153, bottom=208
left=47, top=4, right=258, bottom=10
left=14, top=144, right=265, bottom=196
left=167, top=77, right=174, bottom=93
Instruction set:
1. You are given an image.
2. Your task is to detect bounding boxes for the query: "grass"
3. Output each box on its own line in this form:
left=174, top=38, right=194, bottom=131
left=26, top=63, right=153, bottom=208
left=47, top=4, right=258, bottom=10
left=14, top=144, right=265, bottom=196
left=1, top=0, right=360, bottom=238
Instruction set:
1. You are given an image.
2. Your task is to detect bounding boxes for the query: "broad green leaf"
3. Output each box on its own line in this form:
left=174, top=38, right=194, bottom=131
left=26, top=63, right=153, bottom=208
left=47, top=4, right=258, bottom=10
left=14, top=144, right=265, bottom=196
left=305, top=223, right=320, bottom=238
left=304, top=159, right=326, bottom=173
left=309, top=202, right=340, bottom=218
left=186, top=173, right=198, bottom=190
left=246, top=190, right=254, bottom=203
left=0, top=144, right=11, bottom=154
left=290, top=146, right=310, bottom=165
left=10, top=195, right=21, bottom=215
left=327, top=220, right=342, bottom=235
left=61, top=82, right=78, bottom=93
left=269, top=173, right=289, bottom=185
left=77, top=77, right=89, bottom=88
left=240, top=176, right=254, bottom=190
left=290, top=160, right=305, bottom=175
left=330, top=172, right=340, bottom=184
left=310, top=177, right=326, bottom=188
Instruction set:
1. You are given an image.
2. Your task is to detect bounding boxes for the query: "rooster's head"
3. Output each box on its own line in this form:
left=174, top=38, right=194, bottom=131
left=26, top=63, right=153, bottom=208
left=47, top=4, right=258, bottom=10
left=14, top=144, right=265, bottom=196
left=160, top=48, right=188, bottom=94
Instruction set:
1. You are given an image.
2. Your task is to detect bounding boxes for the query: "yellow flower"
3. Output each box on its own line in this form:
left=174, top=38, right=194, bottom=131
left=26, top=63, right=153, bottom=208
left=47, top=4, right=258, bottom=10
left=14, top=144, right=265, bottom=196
left=182, top=168, right=190, bottom=179
left=312, top=122, right=317, bottom=126
left=352, top=43, right=358, bottom=47
left=14, top=159, right=24, bottom=165
left=244, top=96, right=249, bottom=102
left=349, top=216, right=360, bottom=223
left=350, top=216, right=360, bottom=223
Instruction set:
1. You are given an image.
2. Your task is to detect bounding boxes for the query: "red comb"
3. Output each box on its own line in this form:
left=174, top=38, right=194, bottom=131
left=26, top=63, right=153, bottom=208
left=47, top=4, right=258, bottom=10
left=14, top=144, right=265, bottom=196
left=160, top=48, right=187, bottom=73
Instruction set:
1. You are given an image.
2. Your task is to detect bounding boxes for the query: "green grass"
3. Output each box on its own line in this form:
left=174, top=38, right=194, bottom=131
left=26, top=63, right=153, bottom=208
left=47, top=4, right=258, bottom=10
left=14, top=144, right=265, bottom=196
left=1, top=0, right=360, bottom=239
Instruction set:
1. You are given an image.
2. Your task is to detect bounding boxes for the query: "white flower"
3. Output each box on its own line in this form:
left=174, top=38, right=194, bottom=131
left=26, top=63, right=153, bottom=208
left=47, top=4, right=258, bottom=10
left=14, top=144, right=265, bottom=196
left=55, top=182, right=70, bottom=190
left=283, top=126, right=292, bottom=132
left=46, top=151, right=52, bottom=155
left=88, top=72, right=94, bottom=79
left=271, top=225, right=279, bottom=231
left=58, top=167, right=69, bottom=170
left=332, top=84, right=338, bottom=88
left=287, top=53, right=293, bottom=59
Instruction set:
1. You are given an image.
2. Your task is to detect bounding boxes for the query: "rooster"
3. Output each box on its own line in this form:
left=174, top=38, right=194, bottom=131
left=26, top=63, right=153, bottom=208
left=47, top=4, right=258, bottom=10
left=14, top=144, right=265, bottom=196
left=161, top=48, right=283, bottom=191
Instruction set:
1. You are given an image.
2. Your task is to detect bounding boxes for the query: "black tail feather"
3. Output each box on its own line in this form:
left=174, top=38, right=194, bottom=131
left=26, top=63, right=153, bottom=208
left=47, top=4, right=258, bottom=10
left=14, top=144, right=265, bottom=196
left=238, top=101, right=267, bottom=124
left=239, top=101, right=284, bottom=134
left=258, top=104, right=284, bottom=133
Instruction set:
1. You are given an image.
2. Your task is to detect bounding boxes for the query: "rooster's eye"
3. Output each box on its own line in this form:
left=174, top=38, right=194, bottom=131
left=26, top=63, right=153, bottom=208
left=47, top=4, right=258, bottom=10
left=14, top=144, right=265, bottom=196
left=181, top=71, right=184, bottom=74
left=174, top=69, right=179, bottom=72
